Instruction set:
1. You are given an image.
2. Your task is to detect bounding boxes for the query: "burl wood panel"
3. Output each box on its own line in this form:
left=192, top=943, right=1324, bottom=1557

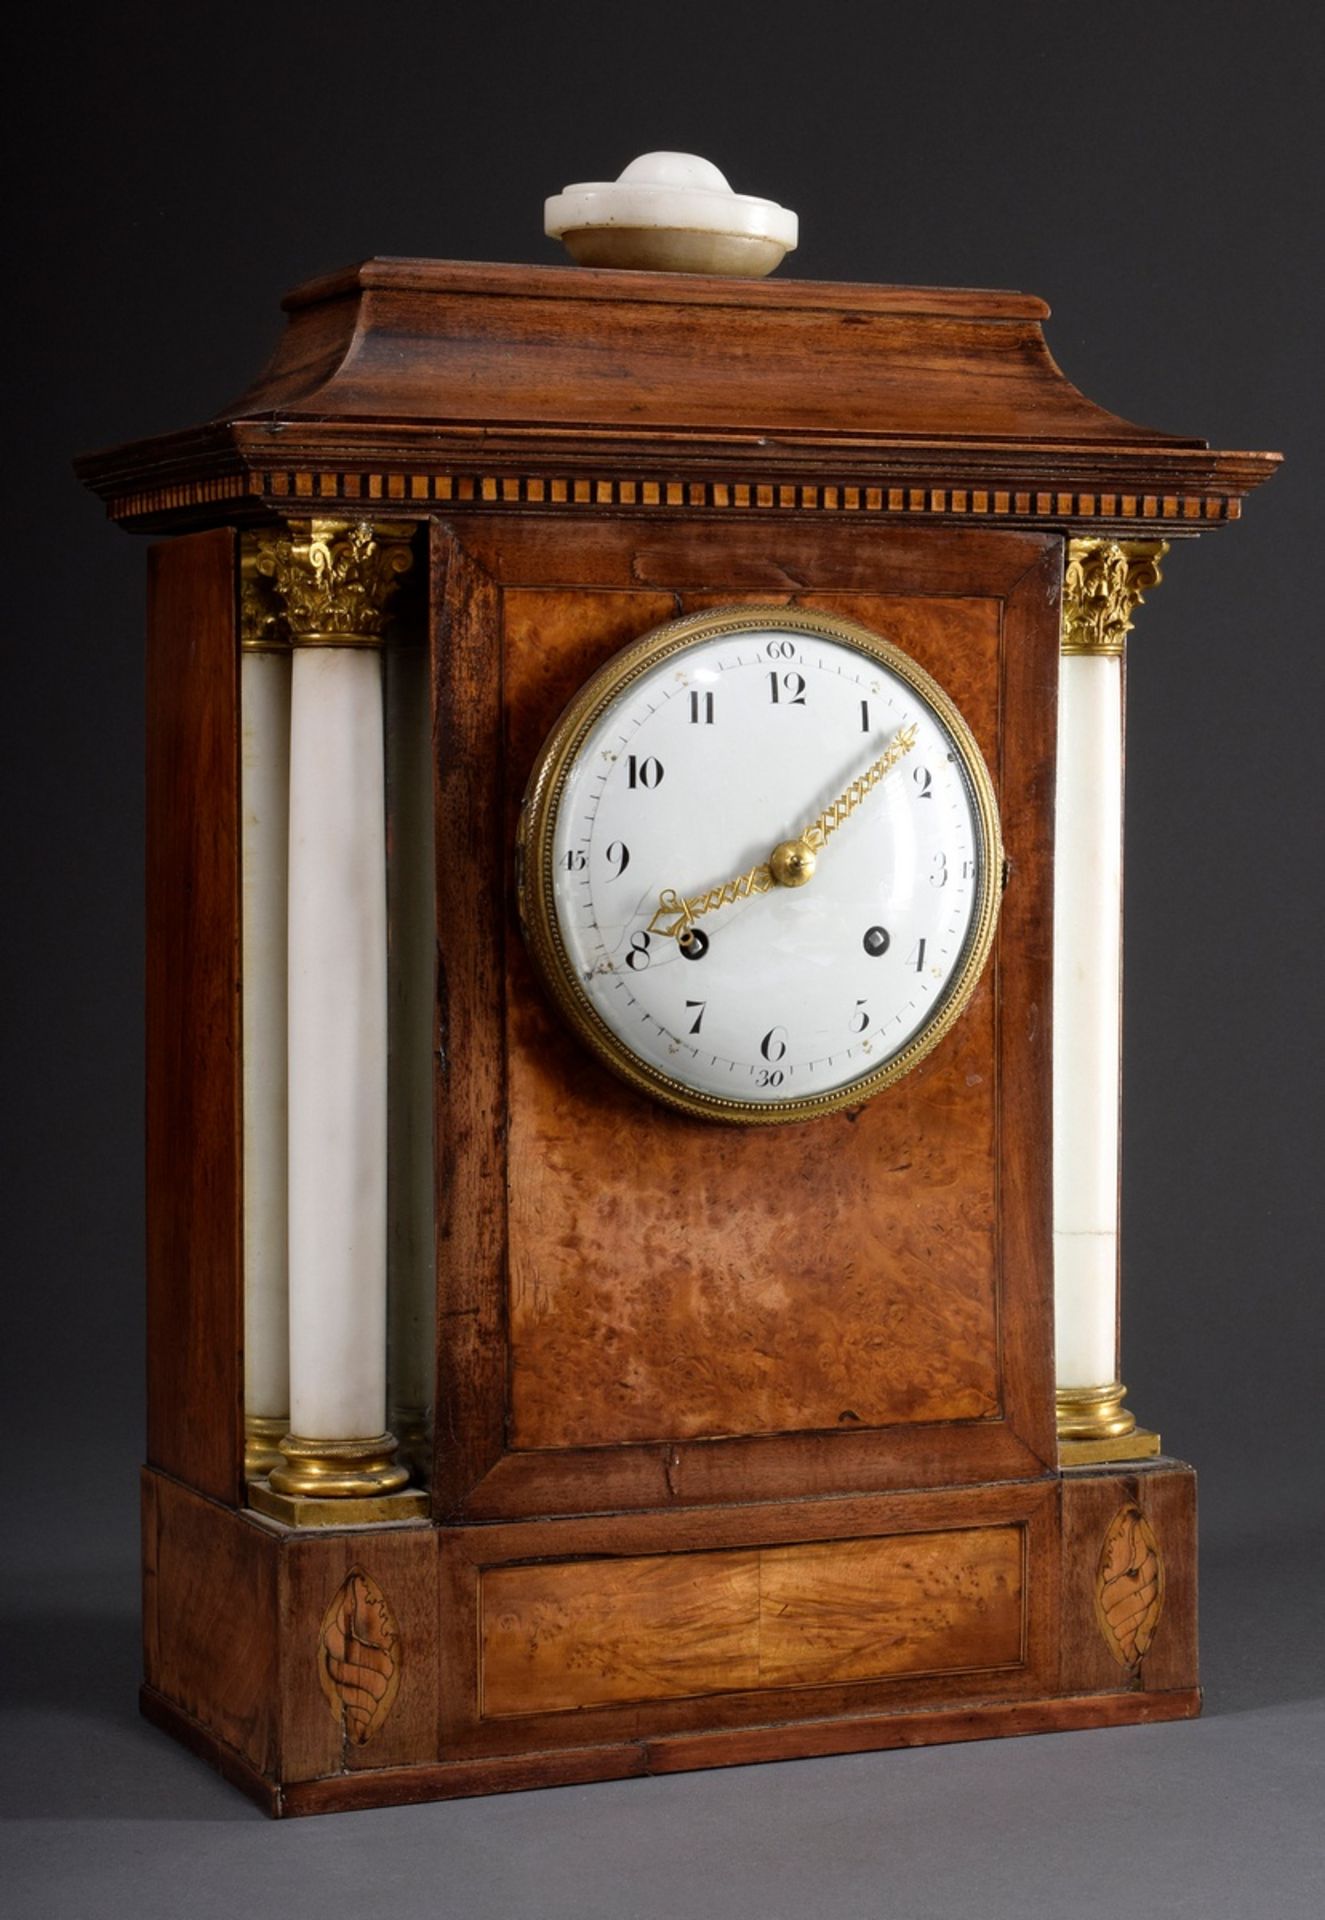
left=445, top=1481, right=1057, bottom=1757
left=757, top=1526, right=1023, bottom=1688
left=145, top=529, right=243, bottom=1504
left=503, top=588, right=1003, bottom=1451
left=430, top=518, right=1056, bottom=1516
left=480, top=1526, right=1023, bottom=1717
left=482, top=1548, right=761, bottom=1715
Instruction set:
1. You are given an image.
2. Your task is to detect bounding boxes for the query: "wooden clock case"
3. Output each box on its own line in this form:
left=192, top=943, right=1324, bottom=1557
left=78, top=260, right=1277, bottom=1815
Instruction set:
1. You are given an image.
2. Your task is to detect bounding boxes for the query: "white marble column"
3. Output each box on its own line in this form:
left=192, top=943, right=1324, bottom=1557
left=245, top=521, right=421, bottom=1515
left=1054, top=539, right=1165, bottom=1461
left=238, top=606, right=292, bottom=1479
left=284, top=641, right=394, bottom=1457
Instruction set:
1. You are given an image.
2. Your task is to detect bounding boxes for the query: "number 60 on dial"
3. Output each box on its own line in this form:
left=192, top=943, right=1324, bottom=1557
left=516, top=606, right=1003, bottom=1124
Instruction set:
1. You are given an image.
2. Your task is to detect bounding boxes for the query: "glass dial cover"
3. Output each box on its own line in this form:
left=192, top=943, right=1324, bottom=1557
left=517, top=606, right=1002, bottom=1124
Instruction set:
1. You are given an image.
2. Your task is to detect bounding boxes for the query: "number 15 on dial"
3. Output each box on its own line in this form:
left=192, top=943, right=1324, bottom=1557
left=517, top=606, right=1003, bottom=1124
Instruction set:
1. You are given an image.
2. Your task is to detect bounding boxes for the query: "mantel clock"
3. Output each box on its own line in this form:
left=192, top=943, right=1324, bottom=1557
left=78, top=155, right=1279, bottom=1816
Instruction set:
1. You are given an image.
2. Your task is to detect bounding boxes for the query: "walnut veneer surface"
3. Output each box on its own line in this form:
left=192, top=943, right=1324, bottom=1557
left=89, top=258, right=1270, bottom=1815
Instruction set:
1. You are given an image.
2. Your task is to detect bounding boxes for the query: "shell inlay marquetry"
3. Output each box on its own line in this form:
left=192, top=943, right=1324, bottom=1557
left=317, top=1567, right=401, bottom=1745
left=1095, top=1504, right=1164, bottom=1669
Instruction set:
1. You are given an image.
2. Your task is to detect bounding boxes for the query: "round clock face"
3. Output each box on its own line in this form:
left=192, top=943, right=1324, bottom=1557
left=517, top=606, right=1002, bottom=1123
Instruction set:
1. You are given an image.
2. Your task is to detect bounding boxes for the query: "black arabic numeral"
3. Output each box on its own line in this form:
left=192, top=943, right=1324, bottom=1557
left=688, top=690, right=714, bottom=725
left=760, top=1025, right=788, bottom=1062
left=686, top=999, right=706, bottom=1035
left=768, top=671, right=806, bottom=706
left=907, top=938, right=928, bottom=973
left=626, top=931, right=652, bottom=971
left=627, top=755, right=664, bottom=789
left=913, top=765, right=933, bottom=800
left=560, top=848, right=587, bottom=872
left=605, top=840, right=630, bottom=878
left=850, top=998, right=869, bottom=1034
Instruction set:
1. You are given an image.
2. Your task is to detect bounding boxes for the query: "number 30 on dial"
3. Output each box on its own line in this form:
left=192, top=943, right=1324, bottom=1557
left=516, top=606, right=1003, bottom=1124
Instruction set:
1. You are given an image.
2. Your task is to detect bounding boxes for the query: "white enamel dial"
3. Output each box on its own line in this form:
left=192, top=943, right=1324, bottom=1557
left=518, top=607, right=1001, bottom=1123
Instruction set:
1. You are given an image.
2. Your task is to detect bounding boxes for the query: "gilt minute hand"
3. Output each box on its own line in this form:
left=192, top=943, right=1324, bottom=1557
left=648, top=722, right=919, bottom=945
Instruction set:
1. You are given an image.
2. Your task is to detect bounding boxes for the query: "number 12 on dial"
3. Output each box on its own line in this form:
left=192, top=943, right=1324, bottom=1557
left=517, top=606, right=1003, bottom=1124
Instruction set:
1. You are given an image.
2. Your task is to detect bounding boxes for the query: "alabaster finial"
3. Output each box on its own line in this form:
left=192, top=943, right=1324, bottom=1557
left=545, top=151, right=797, bottom=277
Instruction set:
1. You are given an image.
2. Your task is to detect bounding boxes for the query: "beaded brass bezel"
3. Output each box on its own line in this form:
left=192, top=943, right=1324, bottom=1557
left=516, top=605, right=1003, bottom=1125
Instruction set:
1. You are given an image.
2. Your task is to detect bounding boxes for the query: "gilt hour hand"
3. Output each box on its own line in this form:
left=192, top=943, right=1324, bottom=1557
left=648, top=722, right=918, bottom=945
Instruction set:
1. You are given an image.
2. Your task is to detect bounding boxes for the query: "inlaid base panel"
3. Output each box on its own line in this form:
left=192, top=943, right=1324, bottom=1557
left=480, top=1526, right=1025, bottom=1717
left=141, top=1460, right=1198, bottom=1818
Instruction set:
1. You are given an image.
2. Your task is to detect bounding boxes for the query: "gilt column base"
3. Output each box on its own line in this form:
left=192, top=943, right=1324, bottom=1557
left=243, top=1414, right=290, bottom=1481
left=1057, top=1382, right=1161, bottom=1464
left=248, top=1431, right=428, bottom=1527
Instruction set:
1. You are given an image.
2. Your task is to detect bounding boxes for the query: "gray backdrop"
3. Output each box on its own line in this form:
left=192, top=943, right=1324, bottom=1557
left=5, top=3, right=1321, bottom=1914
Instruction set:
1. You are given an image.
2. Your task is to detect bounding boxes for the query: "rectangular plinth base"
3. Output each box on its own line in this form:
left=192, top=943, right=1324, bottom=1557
left=141, top=1458, right=1197, bottom=1818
